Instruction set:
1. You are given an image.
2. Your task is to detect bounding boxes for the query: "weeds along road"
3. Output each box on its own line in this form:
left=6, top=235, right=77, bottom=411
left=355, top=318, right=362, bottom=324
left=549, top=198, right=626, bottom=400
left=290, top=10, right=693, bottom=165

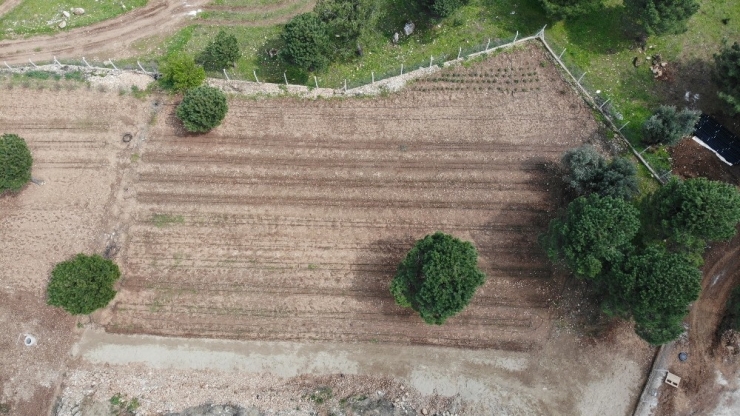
left=0, top=0, right=209, bottom=65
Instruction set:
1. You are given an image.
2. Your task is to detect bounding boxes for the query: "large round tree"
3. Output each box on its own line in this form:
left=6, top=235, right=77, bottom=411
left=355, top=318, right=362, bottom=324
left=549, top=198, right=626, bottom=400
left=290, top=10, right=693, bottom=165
left=0, top=133, right=33, bottom=194
left=390, top=232, right=486, bottom=325
left=176, top=85, right=228, bottom=133
left=47, top=254, right=121, bottom=315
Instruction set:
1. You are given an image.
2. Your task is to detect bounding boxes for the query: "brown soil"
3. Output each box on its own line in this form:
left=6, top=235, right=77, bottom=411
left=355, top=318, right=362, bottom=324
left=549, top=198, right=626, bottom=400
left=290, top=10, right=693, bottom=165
left=654, top=140, right=740, bottom=415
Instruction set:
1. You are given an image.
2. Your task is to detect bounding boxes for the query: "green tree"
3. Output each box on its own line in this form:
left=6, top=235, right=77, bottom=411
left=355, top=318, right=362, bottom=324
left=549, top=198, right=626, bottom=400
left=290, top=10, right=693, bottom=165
left=197, top=30, right=241, bottom=71
left=604, top=245, right=700, bottom=345
left=642, top=105, right=700, bottom=146
left=390, top=232, right=486, bottom=324
left=540, top=194, right=640, bottom=279
left=0, top=133, right=32, bottom=194
left=315, top=0, right=376, bottom=57
left=537, top=0, right=603, bottom=19
left=281, top=13, right=331, bottom=71
left=644, top=177, right=740, bottom=243
left=625, top=0, right=700, bottom=35
left=159, top=52, right=206, bottom=92
left=420, top=0, right=466, bottom=17
left=47, top=254, right=121, bottom=315
left=713, top=42, right=740, bottom=115
left=176, top=86, right=229, bottom=133
left=561, top=145, right=638, bottom=200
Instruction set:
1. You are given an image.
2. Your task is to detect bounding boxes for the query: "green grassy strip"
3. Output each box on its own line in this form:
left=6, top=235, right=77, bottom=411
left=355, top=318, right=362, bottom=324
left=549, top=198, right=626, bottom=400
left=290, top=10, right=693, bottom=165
left=0, top=0, right=147, bottom=40
left=199, top=0, right=312, bottom=22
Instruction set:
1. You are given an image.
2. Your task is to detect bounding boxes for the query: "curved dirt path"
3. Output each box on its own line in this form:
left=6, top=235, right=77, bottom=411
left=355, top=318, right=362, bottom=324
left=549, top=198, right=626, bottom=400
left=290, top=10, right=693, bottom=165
left=0, top=0, right=22, bottom=17
left=0, top=0, right=209, bottom=65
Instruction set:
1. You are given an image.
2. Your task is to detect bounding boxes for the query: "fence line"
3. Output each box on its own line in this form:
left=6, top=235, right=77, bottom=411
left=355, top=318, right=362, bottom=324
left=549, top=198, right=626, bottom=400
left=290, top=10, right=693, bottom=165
left=0, top=28, right=662, bottom=182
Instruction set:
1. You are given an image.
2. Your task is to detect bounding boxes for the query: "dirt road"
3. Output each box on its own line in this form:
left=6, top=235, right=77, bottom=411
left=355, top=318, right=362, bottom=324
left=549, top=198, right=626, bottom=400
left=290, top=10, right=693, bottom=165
left=0, top=0, right=208, bottom=65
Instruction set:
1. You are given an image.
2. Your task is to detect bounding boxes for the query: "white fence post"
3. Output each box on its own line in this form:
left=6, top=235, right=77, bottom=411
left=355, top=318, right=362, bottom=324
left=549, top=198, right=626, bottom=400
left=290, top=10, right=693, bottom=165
left=599, top=98, right=611, bottom=110
left=559, top=48, right=566, bottom=59
left=429, top=56, right=433, bottom=68
left=513, top=31, right=518, bottom=42
left=28, top=59, right=38, bottom=68
left=577, top=72, right=586, bottom=83
left=283, top=71, right=288, bottom=86
left=4, top=61, right=11, bottom=69
left=400, top=64, right=403, bottom=75
left=54, top=56, right=61, bottom=66
left=371, top=72, right=374, bottom=84
left=223, top=69, right=230, bottom=81
left=82, top=57, right=92, bottom=68
left=108, top=60, right=119, bottom=71
left=314, top=75, right=318, bottom=89
left=458, top=47, right=461, bottom=60
left=253, top=70, right=259, bottom=83
left=486, top=39, right=491, bottom=51
left=618, top=121, right=630, bottom=132
left=137, top=61, right=148, bottom=74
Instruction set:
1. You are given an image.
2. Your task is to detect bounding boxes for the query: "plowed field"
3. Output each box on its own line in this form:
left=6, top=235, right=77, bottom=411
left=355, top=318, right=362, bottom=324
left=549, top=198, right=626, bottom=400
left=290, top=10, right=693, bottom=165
left=106, top=45, right=600, bottom=349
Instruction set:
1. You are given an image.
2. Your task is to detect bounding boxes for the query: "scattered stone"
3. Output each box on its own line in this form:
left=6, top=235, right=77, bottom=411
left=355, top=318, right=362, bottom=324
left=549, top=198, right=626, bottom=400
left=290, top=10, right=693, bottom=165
left=58, top=20, right=67, bottom=29
left=72, top=8, right=85, bottom=16
left=404, top=22, right=415, bottom=36
left=392, top=32, right=399, bottom=44
left=62, top=11, right=70, bottom=18
left=422, top=408, right=428, bottom=415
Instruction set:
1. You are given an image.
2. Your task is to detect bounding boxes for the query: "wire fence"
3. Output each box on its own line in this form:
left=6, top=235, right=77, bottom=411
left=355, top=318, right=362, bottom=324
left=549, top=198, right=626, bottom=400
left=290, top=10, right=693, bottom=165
left=1, top=28, right=663, bottom=182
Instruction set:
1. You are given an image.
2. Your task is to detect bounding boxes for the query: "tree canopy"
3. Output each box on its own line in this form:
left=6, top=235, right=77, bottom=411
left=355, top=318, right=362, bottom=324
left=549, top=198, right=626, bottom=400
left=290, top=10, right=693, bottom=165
left=47, top=254, right=121, bottom=315
left=176, top=86, right=229, bottom=133
left=159, top=52, right=206, bottom=92
left=625, top=0, right=700, bottom=35
left=315, top=0, right=375, bottom=57
left=281, top=12, right=331, bottom=72
left=537, top=0, right=603, bottom=19
left=561, top=145, right=639, bottom=200
left=0, top=133, right=33, bottom=194
left=419, top=0, right=466, bottom=17
left=714, top=42, right=740, bottom=115
left=390, top=232, right=486, bottom=325
left=644, top=177, right=740, bottom=243
left=197, top=30, right=241, bottom=71
left=541, top=194, right=640, bottom=279
left=642, top=105, right=700, bottom=146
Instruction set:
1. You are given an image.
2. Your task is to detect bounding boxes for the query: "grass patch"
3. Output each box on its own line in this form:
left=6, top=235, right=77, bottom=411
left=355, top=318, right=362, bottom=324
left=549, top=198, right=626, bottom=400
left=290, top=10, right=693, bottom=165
left=151, top=213, right=184, bottom=228
left=0, top=0, right=147, bottom=40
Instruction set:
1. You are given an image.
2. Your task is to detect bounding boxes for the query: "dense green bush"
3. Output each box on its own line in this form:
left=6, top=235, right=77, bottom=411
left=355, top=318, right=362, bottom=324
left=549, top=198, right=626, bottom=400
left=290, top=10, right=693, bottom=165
left=281, top=13, right=331, bottom=72
left=315, top=0, right=376, bottom=58
left=541, top=194, right=640, bottom=279
left=47, top=254, right=121, bottom=315
left=176, top=85, right=229, bottom=133
left=714, top=42, right=740, bottom=115
left=642, top=105, right=700, bottom=146
left=390, top=232, right=485, bottom=324
left=0, top=133, right=33, bottom=194
left=159, top=52, right=206, bottom=92
left=643, top=177, right=740, bottom=243
left=197, top=30, right=241, bottom=71
left=537, top=0, right=603, bottom=19
left=561, top=145, right=638, bottom=200
left=625, top=0, right=700, bottom=35
left=421, top=0, right=466, bottom=17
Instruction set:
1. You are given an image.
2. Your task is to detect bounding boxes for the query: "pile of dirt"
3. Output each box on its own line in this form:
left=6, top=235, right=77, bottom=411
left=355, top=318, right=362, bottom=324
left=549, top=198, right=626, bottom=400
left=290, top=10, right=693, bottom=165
left=718, top=330, right=740, bottom=359
left=670, top=138, right=740, bottom=184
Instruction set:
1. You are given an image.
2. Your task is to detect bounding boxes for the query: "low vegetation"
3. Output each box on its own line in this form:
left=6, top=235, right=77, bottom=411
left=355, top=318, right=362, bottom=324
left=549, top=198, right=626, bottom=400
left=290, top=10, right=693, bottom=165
left=176, top=85, right=228, bottom=133
left=714, top=41, right=740, bottom=115
left=390, top=232, right=486, bottom=324
left=47, top=254, right=121, bottom=315
left=641, top=105, right=700, bottom=146
left=159, top=52, right=206, bottom=92
left=0, top=133, right=33, bottom=194
left=561, top=145, right=639, bottom=200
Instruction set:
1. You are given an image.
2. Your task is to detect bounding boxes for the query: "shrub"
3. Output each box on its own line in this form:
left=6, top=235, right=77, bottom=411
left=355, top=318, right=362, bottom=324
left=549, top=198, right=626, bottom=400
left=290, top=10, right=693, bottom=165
left=642, top=105, right=700, bottom=146
left=421, top=0, right=466, bottom=17
left=197, top=30, right=241, bottom=71
left=159, top=52, right=206, bottom=92
left=390, top=232, right=486, bottom=324
left=537, top=0, right=603, bottom=19
left=0, top=133, right=33, bottom=194
left=561, top=145, right=638, bottom=200
left=714, top=42, right=740, bottom=115
left=176, top=85, right=228, bottom=133
left=281, top=13, right=331, bottom=72
left=47, top=254, right=121, bottom=315
left=315, top=0, right=376, bottom=58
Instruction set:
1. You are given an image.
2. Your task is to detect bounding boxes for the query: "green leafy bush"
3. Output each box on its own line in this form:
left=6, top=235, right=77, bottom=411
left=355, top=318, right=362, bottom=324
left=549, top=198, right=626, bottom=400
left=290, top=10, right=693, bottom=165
left=281, top=13, right=331, bottom=72
left=537, top=0, right=603, bottom=19
left=316, top=0, right=376, bottom=58
left=47, top=254, right=121, bottom=315
left=0, top=133, right=33, bottom=194
left=390, top=232, right=485, bottom=324
left=176, top=85, right=228, bottom=133
left=197, top=30, right=241, bottom=71
left=159, top=52, right=206, bottom=92
left=642, top=105, right=700, bottom=146
left=714, top=42, right=740, bottom=115
left=421, top=0, right=466, bottom=17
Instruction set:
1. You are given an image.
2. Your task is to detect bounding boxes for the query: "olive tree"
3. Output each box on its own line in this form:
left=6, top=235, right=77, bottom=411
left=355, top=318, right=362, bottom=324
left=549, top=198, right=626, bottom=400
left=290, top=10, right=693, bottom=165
left=159, top=52, right=206, bottom=92
left=642, top=105, right=700, bottom=146
left=197, top=30, right=241, bottom=71
left=0, top=133, right=33, bottom=194
left=390, top=232, right=486, bottom=324
left=281, top=13, right=331, bottom=71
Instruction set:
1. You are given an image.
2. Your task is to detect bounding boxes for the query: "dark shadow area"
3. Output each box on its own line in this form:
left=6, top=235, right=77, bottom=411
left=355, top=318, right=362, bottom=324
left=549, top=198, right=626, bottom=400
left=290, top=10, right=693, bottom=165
left=561, top=5, right=636, bottom=54
left=479, top=0, right=549, bottom=35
